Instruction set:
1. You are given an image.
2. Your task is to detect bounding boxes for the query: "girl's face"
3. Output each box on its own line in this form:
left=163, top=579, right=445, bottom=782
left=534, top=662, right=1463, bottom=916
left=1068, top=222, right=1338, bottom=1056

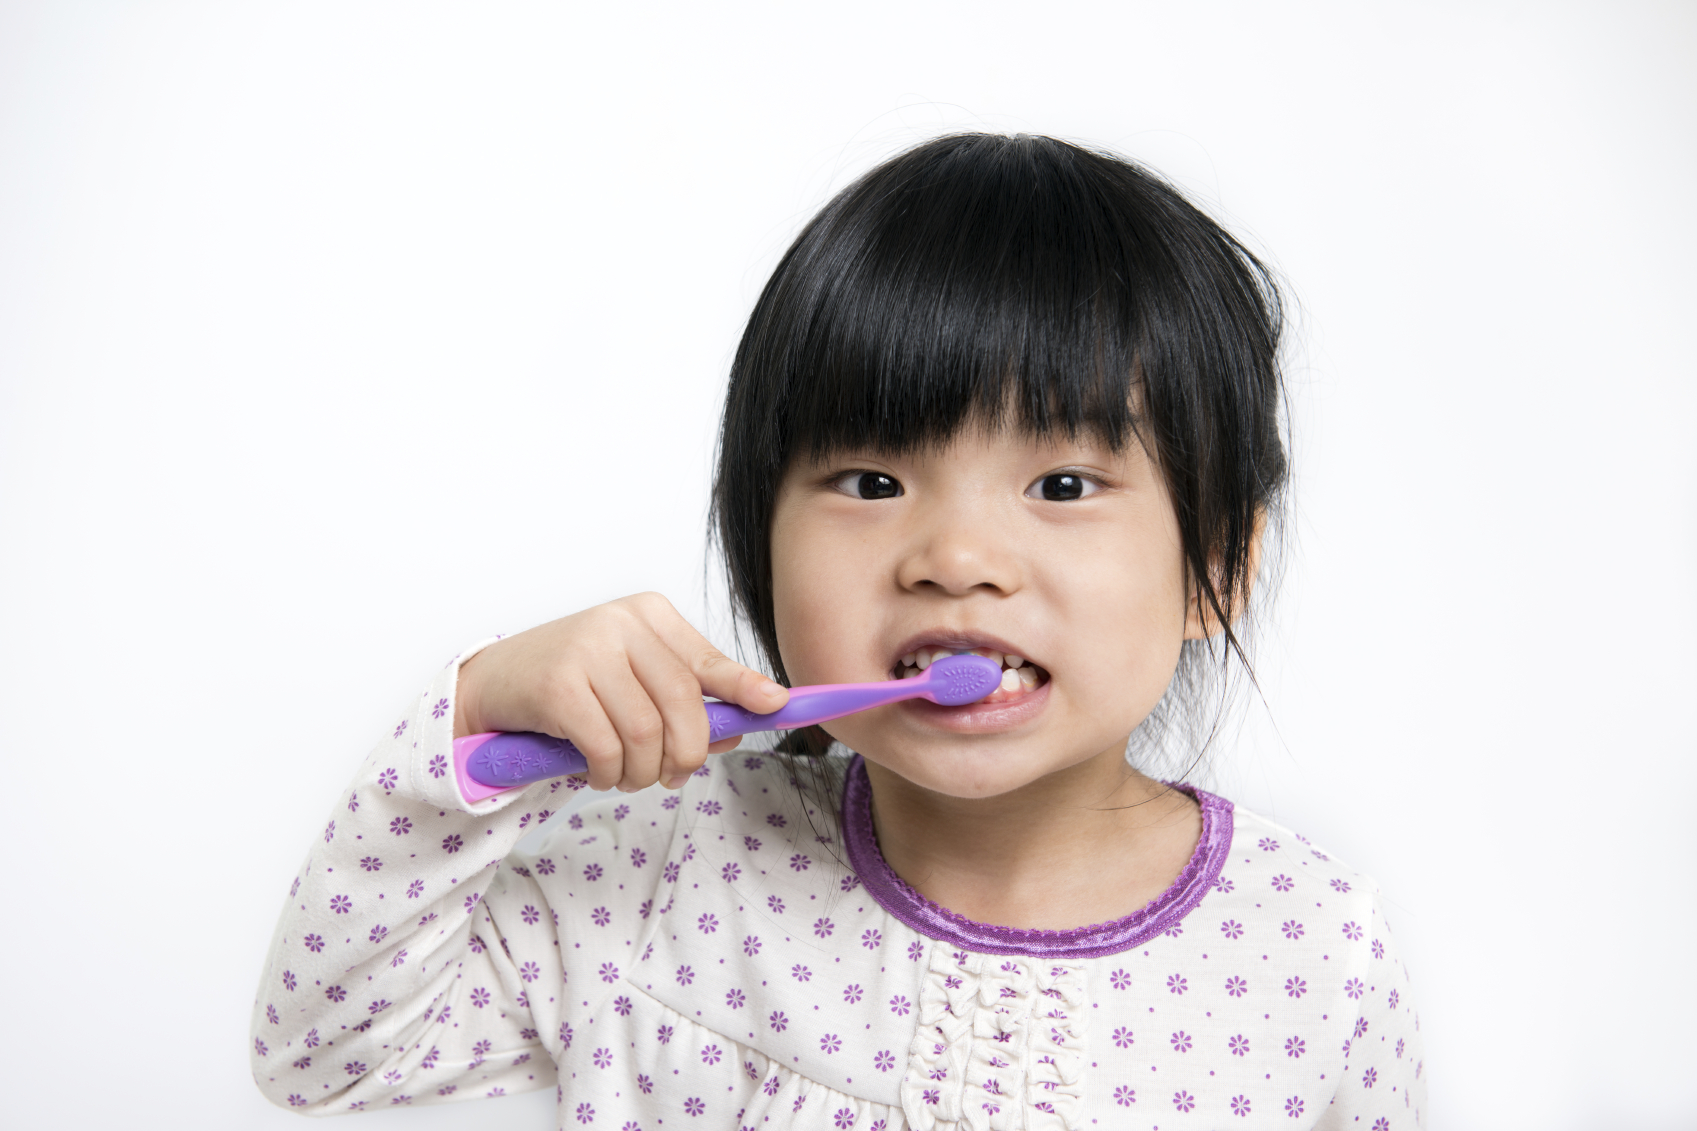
left=770, top=419, right=1199, bottom=799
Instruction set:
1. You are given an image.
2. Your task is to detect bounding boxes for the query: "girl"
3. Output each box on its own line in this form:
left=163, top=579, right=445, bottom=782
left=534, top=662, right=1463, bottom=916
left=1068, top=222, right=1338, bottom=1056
left=251, top=133, right=1424, bottom=1129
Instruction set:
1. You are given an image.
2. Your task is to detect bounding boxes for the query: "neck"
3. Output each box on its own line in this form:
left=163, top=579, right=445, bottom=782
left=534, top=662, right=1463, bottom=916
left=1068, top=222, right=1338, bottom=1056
left=861, top=742, right=1202, bottom=931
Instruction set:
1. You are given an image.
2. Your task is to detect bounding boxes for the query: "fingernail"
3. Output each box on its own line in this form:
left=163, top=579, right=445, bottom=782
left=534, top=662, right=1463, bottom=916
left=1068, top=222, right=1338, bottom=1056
left=665, top=774, right=688, bottom=790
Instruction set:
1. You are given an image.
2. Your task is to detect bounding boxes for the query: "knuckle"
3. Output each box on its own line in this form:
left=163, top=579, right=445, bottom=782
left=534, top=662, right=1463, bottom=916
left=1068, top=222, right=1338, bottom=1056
left=624, top=711, right=664, bottom=747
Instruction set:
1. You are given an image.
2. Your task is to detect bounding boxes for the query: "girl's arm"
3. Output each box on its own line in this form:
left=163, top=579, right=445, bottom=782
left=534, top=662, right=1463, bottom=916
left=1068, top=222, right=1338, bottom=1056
left=1313, top=893, right=1428, bottom=1129
left=248, top=640, right=568, bottom=1113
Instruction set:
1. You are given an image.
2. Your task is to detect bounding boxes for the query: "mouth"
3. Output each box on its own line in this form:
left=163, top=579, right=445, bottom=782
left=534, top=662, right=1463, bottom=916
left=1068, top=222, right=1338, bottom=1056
left=889, top=642, right=1051, bottom=705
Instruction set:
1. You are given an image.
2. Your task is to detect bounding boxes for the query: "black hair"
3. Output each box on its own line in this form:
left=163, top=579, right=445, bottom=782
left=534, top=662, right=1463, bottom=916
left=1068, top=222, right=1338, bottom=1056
left=711, top=132, right=1287, bottom=768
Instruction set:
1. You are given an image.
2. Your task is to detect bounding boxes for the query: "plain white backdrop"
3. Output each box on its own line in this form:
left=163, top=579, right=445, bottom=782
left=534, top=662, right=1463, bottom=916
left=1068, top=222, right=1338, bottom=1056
left=1, top=2, right=1692, bottom=1127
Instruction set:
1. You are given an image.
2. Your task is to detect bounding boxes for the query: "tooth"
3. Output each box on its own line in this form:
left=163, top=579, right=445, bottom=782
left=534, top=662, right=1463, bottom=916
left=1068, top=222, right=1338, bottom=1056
left=999, top=668, right=1019, bottom=693
left=1004, top=655, right=1023, bottom=669
left=901, top=667, right=919, bottom=679
left=986, top=650, right=1003, bottom=667
left=915, top=650, right=932, bottom=670
left=1019, top=666, right=1038, bottom=691
left=901, top=653, right=915, bottom=667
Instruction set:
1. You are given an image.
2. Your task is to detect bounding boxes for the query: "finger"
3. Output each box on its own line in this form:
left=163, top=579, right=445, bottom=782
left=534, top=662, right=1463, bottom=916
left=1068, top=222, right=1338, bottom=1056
left=540, top=673, right=627, bottom=792
left=584, top=659, right=664, bottom=792
left=640, top=600, right=789, bottom=714
left=707, top=736, right=743, bottom=755
left=624, top=628, right=712, bottom=791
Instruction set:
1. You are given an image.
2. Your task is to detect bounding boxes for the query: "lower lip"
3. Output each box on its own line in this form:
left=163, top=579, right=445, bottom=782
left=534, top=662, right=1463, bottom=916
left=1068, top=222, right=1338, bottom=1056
left=900, top=678, right=1052, bottom=732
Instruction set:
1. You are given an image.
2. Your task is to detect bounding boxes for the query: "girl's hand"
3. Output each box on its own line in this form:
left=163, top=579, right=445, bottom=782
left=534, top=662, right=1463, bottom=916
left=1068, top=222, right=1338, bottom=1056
left=452, top=593, right=789, bottom=792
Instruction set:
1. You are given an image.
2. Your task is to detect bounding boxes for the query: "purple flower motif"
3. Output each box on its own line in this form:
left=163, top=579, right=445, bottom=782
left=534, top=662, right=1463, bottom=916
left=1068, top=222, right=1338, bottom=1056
left=1114, top=1085, right=1135, bottom=1106
left=347, top=792, right=360, bottom=813
left=1285, top=975, right=1308, bottom=998
left=1231, top=1094, right=1252, bottom=1116
left=820, top=1033, right=842, bottom=1054
left=393, top=720, right=408, bottom=738
left=720, top=862, right=741, bottom=883
left=440, top=834, right=463, bottom=854
left=1258, top=836, right=1280, bottom=851
left=1166, top=974, right=1188, bottom=995
left=662, top=862, right=680, bottom=883
left=1396, top=1037, right=1406, bottom=1057
left=607, top=994, right=631, bottom=1018
left=833, top=1107, right=856, bottom=1129
left=1173, top=1090, right=1195, bottom=1112
left=676, top=965, right=694, bottom=986
left=323, top=820, right=336, bottom=843
left=638, top=899, right=652, bottom=919
left=1112, top=1026, right=1134, bottom=1048
left=889, top=994, right=911, bottom=1016
left=742, top=835, right=762, bottom=852
left=265, top=1003, right=280, bottom=1025
left=1271, top=873, right=1294, bottom=892
left=303, top=1029, right=319, bottom=1048
left=1110, top=968, right=1132, bottom=990
left=1281, top=919, right=1306, bottom=940
left=426, top=697, right=447, bottom=719
left=842, top=982, right=861, bottom=1002
left=325, top=984, right=347, bottom=1003
left=1372, top=938, right=1385, bottom=959
left=577, top=862, right=601, bottom=881
left=855, top=929, right=883, bottom=952
left=768, top=1011, right=788, bottom=1032
left=1342, top=920, right=1363, bottom=940
left=598, top=962, right=619, bottom=983
left=519, top=961, right=540, bottom=983
left=558, top=1021, right=573, bottom=1048
left=610, top=803, right=629, bottom=821
left=789, top=854, right=810, bottom=872
left=683, top=1097, right=705, bottom=1117
left=698, top=913, right=719, bottom=934
left=701, top=1044, right=722, bottom=1066
left=1363, top=1066, right=1378, bottom=1088
left=428, top=754, right=447, bottom=779
left=389, top=816, right=411, bottom=836
left=660, top=795, right=679, bottom=809
left=1229, top=1033, right=1250, bottom=1056
left=1344, top=977, right=1366, bottom=999
left=1170, top=1030, right=1192, bottom=1052
left=592, top=906, right=612, bottom=927
left=813, top=917, right=834, bottom=939
left=767, top=895, right=785, bottom=914
left=379, top=768, right=399, bottom=791
left=619, top=847, right=642, bottom=869
left=742, top=935, right=762, bottom=956
left=470, top=987, right=491, bottom=1007
left=1374, top=1120, right=1391, bottom=1131
left=368, top=925, right=391, bottom=946
left=1220, top=919, right=1244, bottom=939
left=589, top=1046, right=612, bottom=1069
left=520, top=904, right=540, bottom=925
left=328, top=894, right=351, bottom=915
left=656, top=1024, right=673, bottom=1044
left=907, top=940, right=925, bottom=962
left=766, top=813, right=786, bottom=828
left=1329, top=876, right=1352, bottom=893
left=464, top=893, right=481, bottom=914
left=1389, top=987, right=1401, bottom=1010
left=697, top=800, right=722, bottom=816
left=923, top=1089, right=940, bottom=1106
left=725, top=988, right=746, bottom=1009
left=788, top=964, right=812, bottom=983
left=874, top=1049, right=895, bottom=1071
left=1285, top=1035, right=1306, bottom=1058
left=1354, top=1016, right=1370, bottom=1038
left=1224, top=975, right=1249, bottom=997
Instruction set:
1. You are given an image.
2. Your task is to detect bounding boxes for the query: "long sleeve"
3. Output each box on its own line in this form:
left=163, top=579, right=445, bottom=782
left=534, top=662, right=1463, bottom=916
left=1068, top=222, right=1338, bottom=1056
left=1314, top=892, right=1427, bottom=1129
left=249, top=639, right=569, bottom=1114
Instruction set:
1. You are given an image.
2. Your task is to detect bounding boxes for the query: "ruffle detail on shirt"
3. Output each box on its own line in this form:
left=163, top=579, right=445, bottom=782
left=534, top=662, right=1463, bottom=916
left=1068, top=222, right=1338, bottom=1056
left=901, top=945, right=1086, bottom=1131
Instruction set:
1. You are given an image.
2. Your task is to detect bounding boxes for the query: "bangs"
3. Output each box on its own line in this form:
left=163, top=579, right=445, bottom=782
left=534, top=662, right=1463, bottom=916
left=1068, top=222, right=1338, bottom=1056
left=777, top=140, right=1146, bottom=459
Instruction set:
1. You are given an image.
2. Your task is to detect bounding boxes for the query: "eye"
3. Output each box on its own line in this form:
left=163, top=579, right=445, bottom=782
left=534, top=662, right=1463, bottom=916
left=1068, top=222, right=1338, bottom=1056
left=831, top=471, right=903, bottom=500
left=1027, top=472, right=1099, bottom=501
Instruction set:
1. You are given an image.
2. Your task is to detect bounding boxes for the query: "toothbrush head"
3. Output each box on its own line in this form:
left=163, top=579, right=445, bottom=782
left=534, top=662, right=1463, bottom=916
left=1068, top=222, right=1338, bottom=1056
left=923, top=654, right=1005, bottom=705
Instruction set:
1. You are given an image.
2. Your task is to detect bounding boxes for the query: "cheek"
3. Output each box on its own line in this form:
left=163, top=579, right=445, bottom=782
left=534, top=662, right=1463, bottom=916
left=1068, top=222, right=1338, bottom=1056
left=769, top=511, right=864, bottom=686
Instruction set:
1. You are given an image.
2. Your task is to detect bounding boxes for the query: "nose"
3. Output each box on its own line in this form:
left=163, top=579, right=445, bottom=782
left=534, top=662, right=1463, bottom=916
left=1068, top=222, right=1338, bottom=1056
left=894, top=494, right=1023, bottom=597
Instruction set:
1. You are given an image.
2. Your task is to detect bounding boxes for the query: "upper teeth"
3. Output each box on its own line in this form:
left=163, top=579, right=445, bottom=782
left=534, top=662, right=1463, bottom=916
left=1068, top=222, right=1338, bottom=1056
left=897, top=646, right=1039, bottom=691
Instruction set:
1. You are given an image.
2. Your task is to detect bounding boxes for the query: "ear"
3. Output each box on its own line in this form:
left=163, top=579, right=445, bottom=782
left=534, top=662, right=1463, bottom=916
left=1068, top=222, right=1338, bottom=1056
left=1183, top=509, right=1266, bottom=641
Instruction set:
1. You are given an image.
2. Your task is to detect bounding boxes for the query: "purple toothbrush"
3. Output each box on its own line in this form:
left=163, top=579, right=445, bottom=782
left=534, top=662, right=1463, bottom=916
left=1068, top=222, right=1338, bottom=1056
left=451, top=653, right=1004, bottom=803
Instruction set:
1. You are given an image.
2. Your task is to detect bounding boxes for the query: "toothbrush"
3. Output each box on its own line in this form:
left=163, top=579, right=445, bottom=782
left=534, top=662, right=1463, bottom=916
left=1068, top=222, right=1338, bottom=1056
left=451, top=653, right=1004, bottom=803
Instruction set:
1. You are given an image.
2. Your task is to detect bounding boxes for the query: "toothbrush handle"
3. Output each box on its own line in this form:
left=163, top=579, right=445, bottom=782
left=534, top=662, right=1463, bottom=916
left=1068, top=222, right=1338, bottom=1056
left=455, top=684, right=918, bottom=799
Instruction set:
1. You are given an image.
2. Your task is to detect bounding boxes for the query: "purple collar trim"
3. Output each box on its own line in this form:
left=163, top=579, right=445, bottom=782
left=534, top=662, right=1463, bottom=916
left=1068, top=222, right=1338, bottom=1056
left=840, top=754, right=1234, bottom=959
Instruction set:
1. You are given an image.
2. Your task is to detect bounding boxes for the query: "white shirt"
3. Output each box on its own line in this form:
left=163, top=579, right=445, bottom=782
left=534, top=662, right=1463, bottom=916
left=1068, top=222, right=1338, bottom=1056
left=251, top=642, right=1426, bottom=1128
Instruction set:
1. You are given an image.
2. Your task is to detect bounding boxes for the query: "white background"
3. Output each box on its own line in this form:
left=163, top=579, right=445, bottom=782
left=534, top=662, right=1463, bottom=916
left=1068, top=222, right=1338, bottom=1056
left=1, top=2, right=1692, bottom=1127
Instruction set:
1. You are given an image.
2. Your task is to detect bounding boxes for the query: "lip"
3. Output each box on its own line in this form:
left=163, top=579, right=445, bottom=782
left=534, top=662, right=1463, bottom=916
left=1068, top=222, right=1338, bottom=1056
left=901, top=676, right=1052, bottom=733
